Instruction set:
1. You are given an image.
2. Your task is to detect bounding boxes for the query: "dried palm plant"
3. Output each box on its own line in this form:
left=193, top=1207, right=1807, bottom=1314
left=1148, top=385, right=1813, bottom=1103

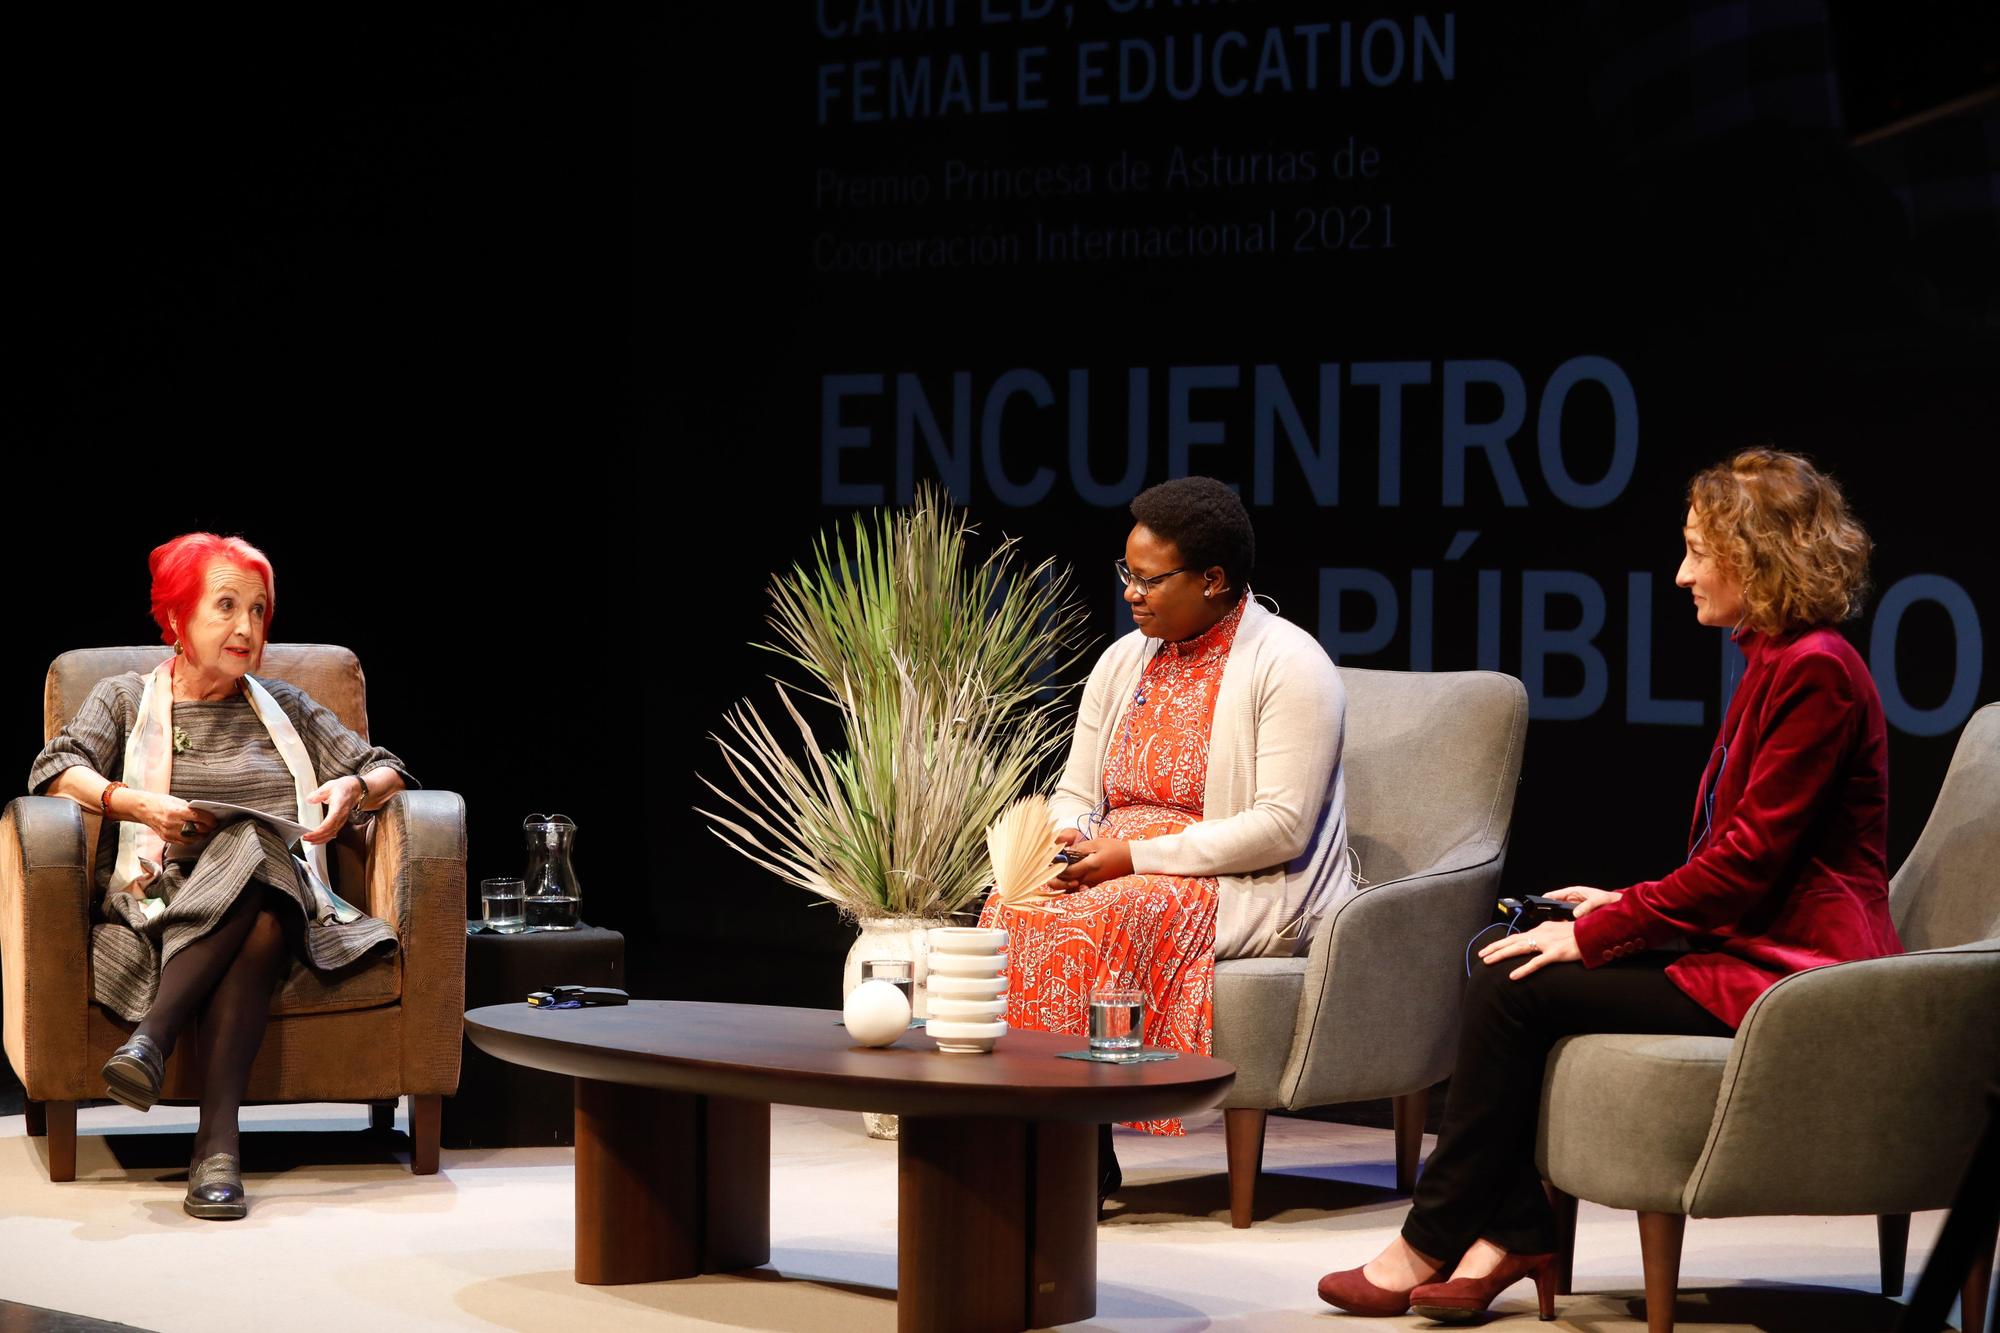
left=699, top=486, right=1088, bottom=920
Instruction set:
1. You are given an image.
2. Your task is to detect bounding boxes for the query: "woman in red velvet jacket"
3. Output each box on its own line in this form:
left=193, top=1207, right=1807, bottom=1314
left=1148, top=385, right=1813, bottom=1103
left=1319, top=448, right=1901, bottom=1321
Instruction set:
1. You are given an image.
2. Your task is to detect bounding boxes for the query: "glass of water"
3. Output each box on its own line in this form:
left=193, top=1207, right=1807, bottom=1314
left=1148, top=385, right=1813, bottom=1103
left=861, top=958, right=914, bottom=1008
left=481, top=877, right=526, bottom=934
left=1089, top=986, right=1144, bottom=1058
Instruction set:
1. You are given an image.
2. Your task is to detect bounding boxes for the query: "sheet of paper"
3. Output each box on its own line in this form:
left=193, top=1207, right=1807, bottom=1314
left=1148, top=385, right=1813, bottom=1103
left=186, top=799, right=311, bottom=847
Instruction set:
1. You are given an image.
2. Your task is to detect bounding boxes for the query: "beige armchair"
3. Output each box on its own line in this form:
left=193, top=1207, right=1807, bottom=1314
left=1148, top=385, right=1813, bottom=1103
left=1213, top=667, right=1528, bottom=1227
left=2, top=645, right=467, bottom=1181
left=1536, top=702, right=2000, bottom=1333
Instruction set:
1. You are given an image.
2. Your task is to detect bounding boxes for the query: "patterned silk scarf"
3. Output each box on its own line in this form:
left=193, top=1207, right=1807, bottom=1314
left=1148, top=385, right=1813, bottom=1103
left=111, top=658, right=364, bottom=925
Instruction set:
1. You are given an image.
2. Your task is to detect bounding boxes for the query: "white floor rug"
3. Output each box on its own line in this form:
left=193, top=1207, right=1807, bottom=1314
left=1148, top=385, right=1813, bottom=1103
left=0, top=1102, right=1967, bottom=1331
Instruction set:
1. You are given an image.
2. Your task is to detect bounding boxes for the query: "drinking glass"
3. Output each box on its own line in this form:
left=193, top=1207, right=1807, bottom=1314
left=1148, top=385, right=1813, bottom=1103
left=1088, top=986, right=1144, bottom=1057
left=861, top=958, right=914, bottom=1009
left=481, top=877, right=526, bottom=934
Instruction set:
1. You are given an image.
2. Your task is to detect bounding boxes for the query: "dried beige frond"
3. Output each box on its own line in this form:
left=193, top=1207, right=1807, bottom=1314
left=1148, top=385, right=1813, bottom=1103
left=985, top=795, right=1063, bottom=913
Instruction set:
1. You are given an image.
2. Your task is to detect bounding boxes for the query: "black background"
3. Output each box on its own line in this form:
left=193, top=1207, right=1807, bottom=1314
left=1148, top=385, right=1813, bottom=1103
left=665, top=2, right=1996, bottom=1007
left=7, top=7, right=1997, bottom=1119
left=10, top=14, right=646, bottom=1000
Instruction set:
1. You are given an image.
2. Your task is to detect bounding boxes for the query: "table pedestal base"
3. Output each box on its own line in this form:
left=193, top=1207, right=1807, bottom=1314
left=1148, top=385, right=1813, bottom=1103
left=573, top=1080, right=770, bottom=1284
left=899, top=1116, right=1097, bottom=1333
left=570, top=1081, right=1100, bottom=1331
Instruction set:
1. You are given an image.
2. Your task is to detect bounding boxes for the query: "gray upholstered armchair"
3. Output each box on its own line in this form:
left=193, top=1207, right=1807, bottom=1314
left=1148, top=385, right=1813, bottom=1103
left=1213, top=666, right=1527, bottom=1227
left=1537, top=702, right=2000, bottom=1333
left=1, top=646, right=467, bottom=1181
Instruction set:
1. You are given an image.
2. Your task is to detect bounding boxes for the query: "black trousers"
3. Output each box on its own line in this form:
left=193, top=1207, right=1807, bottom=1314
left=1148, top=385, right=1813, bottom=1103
left=1401, top=951, right=1733, bottom=1259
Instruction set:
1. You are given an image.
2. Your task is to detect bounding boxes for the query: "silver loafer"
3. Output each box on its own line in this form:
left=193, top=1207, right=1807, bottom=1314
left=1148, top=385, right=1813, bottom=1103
left=184, top=1152, right=247, bottom=1221
left=101, top=1033, right=166, bottom=1112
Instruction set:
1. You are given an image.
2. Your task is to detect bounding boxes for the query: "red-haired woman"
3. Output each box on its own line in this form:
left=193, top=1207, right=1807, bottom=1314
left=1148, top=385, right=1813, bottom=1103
left=1318, top=449, right=1901, bottom=1321
left=28, top=533, right=414, bottom=1220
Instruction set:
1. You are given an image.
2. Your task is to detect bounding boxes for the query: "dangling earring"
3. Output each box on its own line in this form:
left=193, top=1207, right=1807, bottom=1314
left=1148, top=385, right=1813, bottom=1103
left=173, top=640, right=184, bottom=656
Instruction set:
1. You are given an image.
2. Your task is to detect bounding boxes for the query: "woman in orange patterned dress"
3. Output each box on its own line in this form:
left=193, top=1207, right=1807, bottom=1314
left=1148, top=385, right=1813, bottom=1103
left=981, top=477, right=1354, bottom=1201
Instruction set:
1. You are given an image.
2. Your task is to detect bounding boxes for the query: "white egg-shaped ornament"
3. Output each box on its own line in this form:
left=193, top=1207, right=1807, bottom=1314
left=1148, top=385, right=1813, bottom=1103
left=843, top=979, right=912, bottom=1047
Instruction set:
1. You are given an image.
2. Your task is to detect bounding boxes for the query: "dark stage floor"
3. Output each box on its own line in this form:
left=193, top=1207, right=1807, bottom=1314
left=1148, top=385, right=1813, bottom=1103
left=0, top=1302, right=154, bottom=1333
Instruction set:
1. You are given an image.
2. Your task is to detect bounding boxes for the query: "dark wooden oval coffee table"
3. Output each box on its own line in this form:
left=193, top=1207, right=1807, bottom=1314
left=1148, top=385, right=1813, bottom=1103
left=465, top=999, right=1234, bottom=1333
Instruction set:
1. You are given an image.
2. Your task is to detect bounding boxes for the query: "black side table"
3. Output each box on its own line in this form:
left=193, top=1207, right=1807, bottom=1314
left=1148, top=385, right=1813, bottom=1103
left=443, top=923, right=625, bottom=1148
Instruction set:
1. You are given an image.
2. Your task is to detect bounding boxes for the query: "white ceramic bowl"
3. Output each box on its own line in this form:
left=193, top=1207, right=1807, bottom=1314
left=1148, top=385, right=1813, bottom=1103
left=927, top=926, right=1008, bottom=955
left=925, top=996, right=1006, bottom=1023
left=926, top=951, right=1007, bottom=977
left=926, top=974, right=1008, bottom=999
left=926, top=1018, right=1006, bottom=1054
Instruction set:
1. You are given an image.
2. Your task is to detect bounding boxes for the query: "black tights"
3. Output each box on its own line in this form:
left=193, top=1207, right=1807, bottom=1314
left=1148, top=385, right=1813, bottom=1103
left=1401, top=952, right=1732, bottom=1260
left=133, top=883, right=294, bottom=1159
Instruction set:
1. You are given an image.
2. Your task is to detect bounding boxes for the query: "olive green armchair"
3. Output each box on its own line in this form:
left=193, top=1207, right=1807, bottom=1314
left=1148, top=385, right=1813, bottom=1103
left=1536, top=702, right=2000, bottom=1333
left=1213, top=666, right=1528, bottom=1226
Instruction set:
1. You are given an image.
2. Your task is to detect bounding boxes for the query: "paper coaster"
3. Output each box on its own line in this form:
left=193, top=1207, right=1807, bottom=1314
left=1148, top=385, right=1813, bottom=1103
left=1055, top=1048, right=1179, bottom=1064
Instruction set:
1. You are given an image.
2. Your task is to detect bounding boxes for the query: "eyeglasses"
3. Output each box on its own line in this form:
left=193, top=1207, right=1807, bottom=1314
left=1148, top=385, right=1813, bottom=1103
left=1115, top=559, right=1196, bottom=594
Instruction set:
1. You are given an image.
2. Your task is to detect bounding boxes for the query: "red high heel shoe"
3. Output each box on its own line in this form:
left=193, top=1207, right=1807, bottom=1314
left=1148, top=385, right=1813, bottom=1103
left=1407, top=1250, right=1558, bottom=1322
left=1315, top=1262, right=1436, bottom=1317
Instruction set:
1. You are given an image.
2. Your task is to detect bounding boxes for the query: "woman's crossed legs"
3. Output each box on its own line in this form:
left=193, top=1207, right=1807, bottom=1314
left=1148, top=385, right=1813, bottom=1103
left=1368, top=951, right=1732, bottom=1289
left=134, top=882, right=294, bottom=1160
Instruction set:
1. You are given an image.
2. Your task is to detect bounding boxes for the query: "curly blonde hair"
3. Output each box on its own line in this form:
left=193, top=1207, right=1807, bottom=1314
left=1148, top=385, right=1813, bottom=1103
left=1687, top=448, right=1872, bottom=635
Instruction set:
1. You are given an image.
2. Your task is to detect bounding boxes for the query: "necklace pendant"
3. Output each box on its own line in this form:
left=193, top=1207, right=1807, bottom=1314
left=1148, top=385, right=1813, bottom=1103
left=172, top=725, right=192, bottom=755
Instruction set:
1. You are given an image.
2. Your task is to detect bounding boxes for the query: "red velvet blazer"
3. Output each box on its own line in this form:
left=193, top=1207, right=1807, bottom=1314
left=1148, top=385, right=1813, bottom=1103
left=1573, top=625, right=1900, bottom=1027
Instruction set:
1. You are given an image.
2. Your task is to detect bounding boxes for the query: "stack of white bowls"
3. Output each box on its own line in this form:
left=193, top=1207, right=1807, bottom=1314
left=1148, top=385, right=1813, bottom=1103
left=923, top=926, right=1008, bottom=1053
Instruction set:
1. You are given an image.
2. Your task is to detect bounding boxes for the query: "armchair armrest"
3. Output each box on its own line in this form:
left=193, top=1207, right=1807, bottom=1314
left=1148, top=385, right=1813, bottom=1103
left=1684, top=939, right=2000, bottom=1218
left=363, top=790, right=468, bottom=1093
left=1, top=797, right=93, bottom=1096
left=1277, top=841, right=1508, bottom=1108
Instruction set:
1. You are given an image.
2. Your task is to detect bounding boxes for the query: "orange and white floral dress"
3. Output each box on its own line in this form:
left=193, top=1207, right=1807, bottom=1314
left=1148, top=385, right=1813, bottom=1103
left=980, top=596, right=1243, bottom=1135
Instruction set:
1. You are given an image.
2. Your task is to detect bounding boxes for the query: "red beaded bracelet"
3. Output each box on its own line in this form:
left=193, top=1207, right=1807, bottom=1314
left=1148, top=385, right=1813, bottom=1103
left=101, top=780, right=126, bottom=820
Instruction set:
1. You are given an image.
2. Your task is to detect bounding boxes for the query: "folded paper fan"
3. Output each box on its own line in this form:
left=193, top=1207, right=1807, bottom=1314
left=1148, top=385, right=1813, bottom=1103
left=985, top=795, right=1063, bottom=912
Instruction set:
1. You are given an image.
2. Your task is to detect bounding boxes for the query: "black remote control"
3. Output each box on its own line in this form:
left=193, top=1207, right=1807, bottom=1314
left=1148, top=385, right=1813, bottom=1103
left=1496, top=895, right=1576, bottom=928
left=526, top=985, right=630, bottom=1009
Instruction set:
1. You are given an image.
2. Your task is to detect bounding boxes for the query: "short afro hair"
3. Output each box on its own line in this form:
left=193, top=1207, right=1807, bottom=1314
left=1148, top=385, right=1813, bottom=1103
left=1129, top=476, right=1255, bottom=595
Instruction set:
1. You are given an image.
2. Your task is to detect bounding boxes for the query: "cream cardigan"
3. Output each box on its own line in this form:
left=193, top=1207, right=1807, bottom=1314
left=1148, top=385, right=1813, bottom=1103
left=1052, top=597, right=1353, bottom=958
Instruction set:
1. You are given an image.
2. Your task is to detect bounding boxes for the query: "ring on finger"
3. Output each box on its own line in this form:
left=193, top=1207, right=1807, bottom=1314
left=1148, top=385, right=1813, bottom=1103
left=180, top=820, right=199, bottom=838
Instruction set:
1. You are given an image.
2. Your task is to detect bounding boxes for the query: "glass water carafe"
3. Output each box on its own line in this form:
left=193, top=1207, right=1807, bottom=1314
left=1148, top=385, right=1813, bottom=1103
left=522, top=812, right=581, bottom=930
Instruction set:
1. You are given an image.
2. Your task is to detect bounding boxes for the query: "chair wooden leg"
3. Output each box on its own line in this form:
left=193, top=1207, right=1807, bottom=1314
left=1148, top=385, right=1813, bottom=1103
left=1964, top=1211, right=1998, bottom=1333
left=25, top=1099, right=47, bottom=1137
left=43, top=1100, right=77, bottom=1182
left=409, top=1094, right=441, bottom=1175
left=1392, top=1088, right=1427, bottom=1193
left=1545, top=1182, right=1578, bottom=1295
left=1223, top=1108, right=1267, bottom=1229
left=1877, top=1212, right=1910, bottom=1298
left=1636, top=1211, right=1685, bottom=1333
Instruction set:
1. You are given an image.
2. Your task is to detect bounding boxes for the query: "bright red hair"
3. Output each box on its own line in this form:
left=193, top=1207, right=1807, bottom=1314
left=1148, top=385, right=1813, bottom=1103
left=148, top=533, right=277, bottom=648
